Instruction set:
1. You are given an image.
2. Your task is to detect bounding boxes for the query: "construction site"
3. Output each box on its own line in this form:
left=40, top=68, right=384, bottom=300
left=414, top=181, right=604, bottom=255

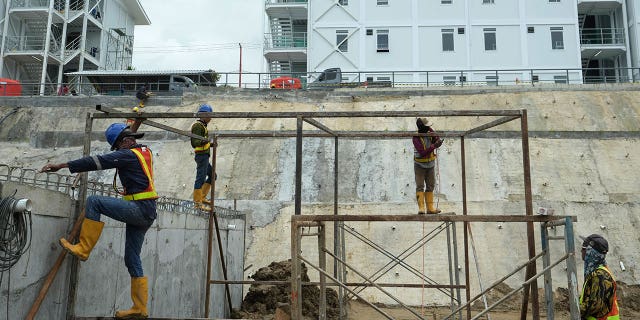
left=0, top=84, right=639, bottom=320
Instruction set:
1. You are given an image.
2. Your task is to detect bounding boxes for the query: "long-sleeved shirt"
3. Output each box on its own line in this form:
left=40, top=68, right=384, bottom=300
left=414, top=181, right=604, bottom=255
left=67, top=144, right=157, bottom=219
left=580, top=266, right=616, bottom=319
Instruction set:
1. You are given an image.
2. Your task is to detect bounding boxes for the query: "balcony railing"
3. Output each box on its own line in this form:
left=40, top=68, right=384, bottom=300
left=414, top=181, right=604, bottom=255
left=580, top=28, right=625, bottom=46
left=10, top=0, right=49, bottom=8
left=264, top=32, right=307, bottom=50
left=6, top=36, right=46, bottom=51
left=265, top=0, right=308, bottom=4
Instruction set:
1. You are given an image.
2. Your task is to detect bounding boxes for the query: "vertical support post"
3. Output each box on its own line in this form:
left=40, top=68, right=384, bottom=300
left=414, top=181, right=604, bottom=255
left=446, top=223, right=456, bottom=314
left=564, top=217, right=581, bottom=320
left=452, top=221, right=463, bottom=320
left=291, top=221, right=303, bottom=320
left=318, top=223, right=327, bottom=320
left=65, top=112, right=93, bottom=319
left=333, top=136, right=339, bottom=277
left=295, top=116, right=303, bottom=216
left=541, top=223, right=554, bottom=320
left=460, top=136, right=471, bottom=319
left=520, top=109, right=540, bottom=320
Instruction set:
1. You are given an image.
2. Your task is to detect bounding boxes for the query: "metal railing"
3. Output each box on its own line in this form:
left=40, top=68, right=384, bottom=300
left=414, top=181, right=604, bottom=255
left=265, top=0, right=307, bottom=3
left=0, top=164, right=242, bottom=218
left=4, top=67, right=640, bottom=96
left=264, top=32, right=307, bottom=49
left=10, top=0, right=49, bottom=8
left=580, top=28, right=625, bottom=46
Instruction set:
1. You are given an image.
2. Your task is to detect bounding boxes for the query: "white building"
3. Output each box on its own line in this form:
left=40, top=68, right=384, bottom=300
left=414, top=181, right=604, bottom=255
left=0, top=0, right=150, bottom=95
left=264, top=0, right=638, bottom=85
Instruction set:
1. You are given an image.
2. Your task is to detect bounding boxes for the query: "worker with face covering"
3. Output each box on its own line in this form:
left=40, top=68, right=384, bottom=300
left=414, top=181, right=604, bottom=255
left=579, top=234, right=619, bottom=320
left=412, top=117, right=443, bottom=214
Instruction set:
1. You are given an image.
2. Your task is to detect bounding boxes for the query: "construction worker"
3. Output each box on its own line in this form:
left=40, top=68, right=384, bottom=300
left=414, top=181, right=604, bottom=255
left=40, top=120, right=156, bottom=319
left=191, top=104, right=214, bottom=210
left=412, top=117, right=443, bottom=214
left=580, top=234, right=619, bottom=320
left=136, top=84, right=151, bottom=108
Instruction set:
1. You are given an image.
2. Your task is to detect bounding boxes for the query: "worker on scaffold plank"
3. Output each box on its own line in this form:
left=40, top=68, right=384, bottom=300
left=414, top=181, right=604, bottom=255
left=412, top=117, right=443, bottom=214
left=191, top=104, right=215, bottom=211
left=40, top=119, right=156, bottom=319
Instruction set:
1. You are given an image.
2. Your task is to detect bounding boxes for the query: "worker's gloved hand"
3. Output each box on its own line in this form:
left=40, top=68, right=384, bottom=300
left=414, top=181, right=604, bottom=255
left=434, top=138, right=444, bottom=148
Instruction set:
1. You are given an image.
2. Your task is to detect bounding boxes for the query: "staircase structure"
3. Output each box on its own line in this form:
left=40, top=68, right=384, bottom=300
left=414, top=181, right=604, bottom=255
left=264, top=0, right=308, bottom=84
left=0, top=0, right=149, bottom=95
left=578, top=0, right=631, bottom=83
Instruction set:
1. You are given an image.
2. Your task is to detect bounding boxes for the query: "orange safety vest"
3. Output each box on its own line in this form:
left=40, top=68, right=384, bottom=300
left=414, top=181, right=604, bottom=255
left=121, top=147, right=158, bottom=201
left=580, top=266, right=620, bottom=320
left=414, top=136, right=437, bottom=163
left=192, top=121, right=210, bottom=152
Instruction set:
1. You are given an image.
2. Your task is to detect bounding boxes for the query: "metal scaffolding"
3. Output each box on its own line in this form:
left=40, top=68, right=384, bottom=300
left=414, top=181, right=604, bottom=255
left=86, top=106, right=580, bottom=320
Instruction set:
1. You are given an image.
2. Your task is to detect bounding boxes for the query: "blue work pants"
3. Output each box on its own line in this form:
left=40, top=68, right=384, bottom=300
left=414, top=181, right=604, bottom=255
left=194, top=153, right=212, bottom=189
left=85, top=195, right=154, bottom=277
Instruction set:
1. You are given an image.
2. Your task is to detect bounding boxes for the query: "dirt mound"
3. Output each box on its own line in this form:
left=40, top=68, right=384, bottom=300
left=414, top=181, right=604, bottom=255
left=231, top=260, right=340, bottom=320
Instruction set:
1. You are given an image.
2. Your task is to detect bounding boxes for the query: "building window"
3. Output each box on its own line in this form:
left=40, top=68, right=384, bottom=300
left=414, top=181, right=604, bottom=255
left=338, top=0, right=348, bottom=5
left=377, top=29, right=389, bottom=52
left=527, top=26, right=535, bottom=33
left=336, top=30, right=348, bottom=52
left=442, top=0, right=452, bottom=4
left=442, top=29, right=454, bottom=51
left=532, top=75, right=539, bottom=83
left=482, top=0, right=494, bottom=4
left=554, top=75, right=568, bottom=84
left=377, top=0, right=389, bottom=5
left=551, top=27, right=564, bottom=49
left=549, top=0, right=560, bottom=2
left=483, top=28, right=496, bottom=50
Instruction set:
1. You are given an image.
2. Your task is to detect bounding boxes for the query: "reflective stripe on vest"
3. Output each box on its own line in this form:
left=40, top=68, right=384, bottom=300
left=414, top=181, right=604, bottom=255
left=580, top=266, right=620, bottom=320
left=193, top=122, right=210, bottom=152
left=414, top=136, right=436, bottom=163
left=123, top=147, right=158, bottom=201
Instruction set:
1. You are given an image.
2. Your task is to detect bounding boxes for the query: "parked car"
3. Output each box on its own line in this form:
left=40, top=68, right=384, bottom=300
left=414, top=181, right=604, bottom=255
left=270, top=76, right=302, bottom=89
left=0, top=78, right=22, bottom=96
left=307, top=68, right=392, bottom=89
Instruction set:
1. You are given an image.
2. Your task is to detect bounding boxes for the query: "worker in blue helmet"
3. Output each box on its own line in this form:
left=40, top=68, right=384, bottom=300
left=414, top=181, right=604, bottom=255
left=40, top=119, right=156, bottom=318
left=190, top=103, right=214, bottom=210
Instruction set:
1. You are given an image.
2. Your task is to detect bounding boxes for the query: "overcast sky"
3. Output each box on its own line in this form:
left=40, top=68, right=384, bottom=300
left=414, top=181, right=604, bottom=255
left=132, top=0, right=265, bottom=73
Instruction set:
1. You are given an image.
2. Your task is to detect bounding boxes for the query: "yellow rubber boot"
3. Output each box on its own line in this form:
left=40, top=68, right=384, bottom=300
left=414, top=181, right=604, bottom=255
left=201, top=183, right=212, bottom=205
left=193, top=188, right=211, bottom=211
left=426, top=192, right=441, bottom=214
left=115, top=277, right=148, bottom=319
left=59, top=218, right=104, bottom=261
left=416, top=192, right=426, bottom=214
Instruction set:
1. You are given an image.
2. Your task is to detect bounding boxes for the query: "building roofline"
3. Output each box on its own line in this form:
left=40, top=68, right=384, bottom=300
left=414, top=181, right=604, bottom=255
left=124, top=0, right=151, bottom=25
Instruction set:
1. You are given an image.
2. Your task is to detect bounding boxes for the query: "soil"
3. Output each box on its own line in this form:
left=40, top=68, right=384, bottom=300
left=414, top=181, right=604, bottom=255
left=232, top=260, right=640, bottom=319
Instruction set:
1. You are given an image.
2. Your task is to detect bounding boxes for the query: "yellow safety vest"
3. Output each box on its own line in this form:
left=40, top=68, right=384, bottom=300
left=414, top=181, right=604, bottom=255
left=414, top=136, right=436, bottom=163
left=122, top=147, right=159, bottom=201
left=192, top=121, right=210, bottom=152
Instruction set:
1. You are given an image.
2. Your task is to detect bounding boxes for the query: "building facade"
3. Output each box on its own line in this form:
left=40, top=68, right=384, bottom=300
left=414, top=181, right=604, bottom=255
left=264, top=0, right=638, bottom=85
left=0, top=0, right=149, bottom=95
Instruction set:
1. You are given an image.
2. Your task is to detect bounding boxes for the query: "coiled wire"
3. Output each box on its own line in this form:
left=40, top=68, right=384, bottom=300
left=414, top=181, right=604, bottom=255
left=0, top=191, right=33, bottom=271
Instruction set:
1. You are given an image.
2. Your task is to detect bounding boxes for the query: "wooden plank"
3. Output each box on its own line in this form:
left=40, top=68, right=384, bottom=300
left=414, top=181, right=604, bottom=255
left=291, top=214, right=577, bottom=223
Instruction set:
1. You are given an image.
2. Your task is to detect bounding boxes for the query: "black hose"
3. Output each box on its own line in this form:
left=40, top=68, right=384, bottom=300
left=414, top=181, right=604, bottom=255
left=0, top=191, right=33, bottom=271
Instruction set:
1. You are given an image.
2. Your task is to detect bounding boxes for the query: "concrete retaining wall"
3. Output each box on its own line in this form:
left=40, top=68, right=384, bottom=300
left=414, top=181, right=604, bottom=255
left=0, top=85, right=638, bottom=314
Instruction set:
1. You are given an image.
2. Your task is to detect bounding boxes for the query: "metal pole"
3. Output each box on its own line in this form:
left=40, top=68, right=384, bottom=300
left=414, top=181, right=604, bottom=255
left=541, top=222, right=554, bottom=320
left=318, top=224, right=327, bottom=320
left=452, top=221, right=463, bottom=320
left=295, top=116, right=303, bottom=215
left=461, top=136, right=471, bottom=319
left=519, top=109, right=540, bottom=320
left=446, top=223, right=457, bottom=317
left=291, top=221, right=303, bottom=319
left=238, top=43, right=242, bottom=88
left=564, top=217, right=580, bottom=320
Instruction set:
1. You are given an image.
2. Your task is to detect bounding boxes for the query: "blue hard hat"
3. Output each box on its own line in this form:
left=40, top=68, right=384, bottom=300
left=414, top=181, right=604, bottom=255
left=198, top=104, right=213, bottom=113
left=105, top=123, right=143, bottom=150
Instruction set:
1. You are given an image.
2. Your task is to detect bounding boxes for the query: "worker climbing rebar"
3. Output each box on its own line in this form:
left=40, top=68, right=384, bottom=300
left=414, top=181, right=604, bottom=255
left=412, top=117, right=443, bottom=214
left=40, top=119, right=156, bottom=319
left=191, top=104, right=215, bottom=211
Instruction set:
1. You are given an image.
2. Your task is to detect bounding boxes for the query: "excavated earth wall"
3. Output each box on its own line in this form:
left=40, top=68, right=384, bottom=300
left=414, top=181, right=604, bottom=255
left=0, top=85, right=638, bottom=312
